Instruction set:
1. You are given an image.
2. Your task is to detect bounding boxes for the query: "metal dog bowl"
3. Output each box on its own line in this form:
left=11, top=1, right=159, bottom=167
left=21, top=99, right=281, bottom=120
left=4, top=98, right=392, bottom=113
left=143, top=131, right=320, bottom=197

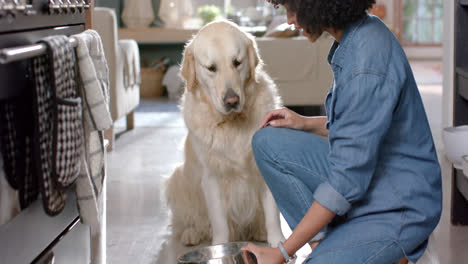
left=177, top=242, right=257, bottom=264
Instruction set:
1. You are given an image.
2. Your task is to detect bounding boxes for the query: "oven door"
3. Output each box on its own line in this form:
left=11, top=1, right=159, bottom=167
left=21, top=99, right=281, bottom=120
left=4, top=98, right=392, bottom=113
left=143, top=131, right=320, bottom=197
left=0, top=192, right=90, bottom=264
left=0, top=24, right=90, bottom=263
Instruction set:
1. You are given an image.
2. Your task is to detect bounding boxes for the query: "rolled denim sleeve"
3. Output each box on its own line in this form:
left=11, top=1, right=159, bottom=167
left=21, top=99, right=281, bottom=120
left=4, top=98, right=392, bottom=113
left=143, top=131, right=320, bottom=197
left=314, top=73, right=399, bottom=215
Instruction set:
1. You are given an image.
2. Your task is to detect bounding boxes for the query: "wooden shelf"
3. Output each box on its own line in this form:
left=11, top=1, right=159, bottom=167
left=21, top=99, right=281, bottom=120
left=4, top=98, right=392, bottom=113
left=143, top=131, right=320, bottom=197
left=118, top=26, right=267, bottom=44
left=118, top=27, right=198, bottom=44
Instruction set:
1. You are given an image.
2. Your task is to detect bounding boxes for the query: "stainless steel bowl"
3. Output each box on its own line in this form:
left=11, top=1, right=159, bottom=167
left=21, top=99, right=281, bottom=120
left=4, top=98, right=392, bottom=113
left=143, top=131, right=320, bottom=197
left=177, top=242, right=256, bottom=264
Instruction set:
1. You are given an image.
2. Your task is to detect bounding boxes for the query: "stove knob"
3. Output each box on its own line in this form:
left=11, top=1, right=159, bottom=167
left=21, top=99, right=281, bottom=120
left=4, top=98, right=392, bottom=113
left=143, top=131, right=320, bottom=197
left=83, top=0, right=89, bottom=10
left=0, top=1, right=5, bottom=18
left=14, top=0, right=33, bottom=14
left=67, top=0, right=77, bottom=14
left=1, top=0, right=15, bottom=23
left=49, top=0, right=61, bottom=14
left=2, top=0, right=16, bottom=21
left=76, top=0, right=84, bottom=13
left=59, top=0, right=69, bottom=14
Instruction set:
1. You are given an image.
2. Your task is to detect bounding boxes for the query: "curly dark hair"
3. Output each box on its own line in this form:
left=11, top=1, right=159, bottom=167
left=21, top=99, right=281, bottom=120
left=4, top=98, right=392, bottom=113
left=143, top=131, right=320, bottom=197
left=266, top=0, right=376, bottom=35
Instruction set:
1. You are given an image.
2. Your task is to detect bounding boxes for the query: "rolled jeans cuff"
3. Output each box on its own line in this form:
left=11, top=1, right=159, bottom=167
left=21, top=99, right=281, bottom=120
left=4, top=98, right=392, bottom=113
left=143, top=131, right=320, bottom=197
left=313, top=182, right=351, bottom=216
left=310, top=231, right=327, bottom=242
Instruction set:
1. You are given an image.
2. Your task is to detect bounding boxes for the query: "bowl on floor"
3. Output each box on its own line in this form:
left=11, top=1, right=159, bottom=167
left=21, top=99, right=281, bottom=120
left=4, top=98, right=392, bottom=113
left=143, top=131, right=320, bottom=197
left=177, top=241, right=257, bottom=264
left=442, top=125, right=468, bottom=169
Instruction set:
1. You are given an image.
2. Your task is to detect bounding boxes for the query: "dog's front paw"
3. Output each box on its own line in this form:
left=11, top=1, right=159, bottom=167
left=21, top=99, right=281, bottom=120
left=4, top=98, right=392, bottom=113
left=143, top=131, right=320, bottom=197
left=181, top=228, right=203, bottom=246
left=212, top=233, right=229, bottom=245
left=267, top=231, right=285, bottom=247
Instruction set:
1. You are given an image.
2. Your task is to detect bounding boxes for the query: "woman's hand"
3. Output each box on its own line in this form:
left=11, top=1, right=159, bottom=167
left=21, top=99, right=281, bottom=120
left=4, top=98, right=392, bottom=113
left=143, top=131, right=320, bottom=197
left=259, top=107, right=307, bottom=130
left=259, top=108, right=329, bottom=137
left=241, top=243, right=285, bottom=264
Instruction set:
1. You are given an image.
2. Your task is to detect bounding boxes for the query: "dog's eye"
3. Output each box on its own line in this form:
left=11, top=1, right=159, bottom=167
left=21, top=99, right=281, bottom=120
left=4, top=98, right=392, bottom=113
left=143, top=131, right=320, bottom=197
left=233, top=59, right=241, bottom=67
left=207, top=65, right=217, bottom=72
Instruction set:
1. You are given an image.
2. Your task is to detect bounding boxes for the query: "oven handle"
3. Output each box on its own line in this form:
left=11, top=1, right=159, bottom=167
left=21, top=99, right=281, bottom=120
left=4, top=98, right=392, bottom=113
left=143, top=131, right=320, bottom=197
left=0, top=36, right=78, bottom=65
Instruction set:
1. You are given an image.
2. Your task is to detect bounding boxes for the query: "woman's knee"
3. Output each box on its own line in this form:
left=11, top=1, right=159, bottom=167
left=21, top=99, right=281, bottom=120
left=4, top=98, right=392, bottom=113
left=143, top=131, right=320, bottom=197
left=252, top=127, right=328, bottom=162
left=251, top=126, right=280, bottom=160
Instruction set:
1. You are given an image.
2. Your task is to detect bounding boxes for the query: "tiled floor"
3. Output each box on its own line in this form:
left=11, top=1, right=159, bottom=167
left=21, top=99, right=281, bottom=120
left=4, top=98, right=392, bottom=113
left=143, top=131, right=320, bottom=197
left=107, top=61, right=468, bottom=263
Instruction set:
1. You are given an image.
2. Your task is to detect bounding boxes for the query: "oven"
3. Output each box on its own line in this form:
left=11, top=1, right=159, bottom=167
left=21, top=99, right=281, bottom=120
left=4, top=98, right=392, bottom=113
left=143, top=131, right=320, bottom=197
left=0, top=1, right=93, bottom=263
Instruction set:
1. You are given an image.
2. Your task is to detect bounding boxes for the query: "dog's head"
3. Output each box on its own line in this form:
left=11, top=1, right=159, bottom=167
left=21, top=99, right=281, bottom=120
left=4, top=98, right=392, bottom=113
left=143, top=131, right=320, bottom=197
left=180, top=20, right=263, bottom=115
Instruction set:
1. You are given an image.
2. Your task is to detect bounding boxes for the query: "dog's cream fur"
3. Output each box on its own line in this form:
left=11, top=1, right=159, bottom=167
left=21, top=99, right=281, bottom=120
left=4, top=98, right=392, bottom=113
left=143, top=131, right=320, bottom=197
left=166, top=20, right=284, bottom=246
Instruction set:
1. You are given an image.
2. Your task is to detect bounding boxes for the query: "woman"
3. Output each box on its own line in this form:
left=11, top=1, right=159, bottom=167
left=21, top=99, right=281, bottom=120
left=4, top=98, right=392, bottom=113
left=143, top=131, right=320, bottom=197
left=241, top=0, right=442, bottom=264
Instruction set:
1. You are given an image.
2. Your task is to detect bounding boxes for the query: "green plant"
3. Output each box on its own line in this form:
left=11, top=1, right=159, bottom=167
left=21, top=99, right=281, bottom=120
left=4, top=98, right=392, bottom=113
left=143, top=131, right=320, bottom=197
left=198, top=5, right=222, bottom=25
left=225, top=4, right=235, bottom=16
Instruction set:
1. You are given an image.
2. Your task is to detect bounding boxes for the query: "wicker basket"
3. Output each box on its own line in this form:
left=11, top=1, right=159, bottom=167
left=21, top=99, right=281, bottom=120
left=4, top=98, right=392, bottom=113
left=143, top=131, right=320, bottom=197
left=140, top=58, right=167, bottom=97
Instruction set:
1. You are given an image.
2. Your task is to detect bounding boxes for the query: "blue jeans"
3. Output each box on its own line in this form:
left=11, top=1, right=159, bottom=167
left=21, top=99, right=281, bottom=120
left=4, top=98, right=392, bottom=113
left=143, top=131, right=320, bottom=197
left=252, top=127, right=406, bottom=264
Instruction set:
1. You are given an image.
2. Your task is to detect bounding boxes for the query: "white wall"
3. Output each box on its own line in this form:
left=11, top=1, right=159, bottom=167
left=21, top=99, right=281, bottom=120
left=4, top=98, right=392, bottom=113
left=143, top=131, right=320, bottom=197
left=442, top=0, right=454, bottom=128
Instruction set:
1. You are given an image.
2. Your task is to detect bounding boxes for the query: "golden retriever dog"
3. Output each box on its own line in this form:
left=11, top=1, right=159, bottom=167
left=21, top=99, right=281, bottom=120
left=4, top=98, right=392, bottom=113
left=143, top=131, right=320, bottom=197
left=166, top=20, right=284, bottom=246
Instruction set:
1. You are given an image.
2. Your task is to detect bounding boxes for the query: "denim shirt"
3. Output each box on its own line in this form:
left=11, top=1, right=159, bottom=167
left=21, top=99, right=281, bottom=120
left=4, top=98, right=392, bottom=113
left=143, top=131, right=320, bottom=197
left=312, top=15, right=442, bottom=262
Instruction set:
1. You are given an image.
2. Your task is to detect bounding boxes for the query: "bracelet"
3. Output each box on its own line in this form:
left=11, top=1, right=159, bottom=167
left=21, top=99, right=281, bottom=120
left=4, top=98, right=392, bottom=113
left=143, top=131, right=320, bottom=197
left=278, top=242, right=291, bottom=263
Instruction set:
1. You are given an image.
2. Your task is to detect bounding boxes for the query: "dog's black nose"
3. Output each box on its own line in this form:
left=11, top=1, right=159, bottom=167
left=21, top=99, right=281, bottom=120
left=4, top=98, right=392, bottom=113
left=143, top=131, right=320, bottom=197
left=223, top=88, right=239, bottom=110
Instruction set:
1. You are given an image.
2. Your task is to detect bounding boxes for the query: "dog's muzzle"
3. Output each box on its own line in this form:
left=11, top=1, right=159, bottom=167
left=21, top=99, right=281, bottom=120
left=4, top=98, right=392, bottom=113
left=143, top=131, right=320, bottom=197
left=223, top=88, right=240, bottom=111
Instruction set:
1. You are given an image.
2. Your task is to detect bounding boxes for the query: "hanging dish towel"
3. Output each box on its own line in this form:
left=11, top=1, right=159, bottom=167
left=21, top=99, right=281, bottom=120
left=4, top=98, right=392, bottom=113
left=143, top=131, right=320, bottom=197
left=73, top=30, right=112, bottom=131
left=73, top=30, right=112, bottom=264
left=32, top=35, right=83, bottom=215
left=72, top=30, right=111, bottom=227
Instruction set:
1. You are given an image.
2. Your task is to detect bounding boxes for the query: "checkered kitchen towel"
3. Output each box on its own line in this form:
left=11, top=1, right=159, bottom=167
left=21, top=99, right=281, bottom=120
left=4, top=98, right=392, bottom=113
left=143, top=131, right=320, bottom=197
left=32, top=35, right=84, bottom=215
left=33, top=50, right=66, bottom=215
left=45, top=35, right=83, bottom=189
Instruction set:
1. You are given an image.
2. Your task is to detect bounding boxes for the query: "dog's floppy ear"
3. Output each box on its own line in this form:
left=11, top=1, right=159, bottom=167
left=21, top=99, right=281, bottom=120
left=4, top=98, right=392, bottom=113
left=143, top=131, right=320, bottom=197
left=180, top=40, right=197, bottom=91
left=247, top=34, right=263, bottom=83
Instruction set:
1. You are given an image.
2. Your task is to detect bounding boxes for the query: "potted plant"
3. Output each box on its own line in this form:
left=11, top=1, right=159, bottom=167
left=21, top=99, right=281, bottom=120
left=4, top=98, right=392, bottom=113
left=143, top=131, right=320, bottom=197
left=198, top=5, right=222, bottom=25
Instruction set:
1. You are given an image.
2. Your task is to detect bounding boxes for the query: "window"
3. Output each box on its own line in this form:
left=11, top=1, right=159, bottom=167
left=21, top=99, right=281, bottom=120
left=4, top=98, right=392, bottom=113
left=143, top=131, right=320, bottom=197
left=396, top=0, right=443, bottom=45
